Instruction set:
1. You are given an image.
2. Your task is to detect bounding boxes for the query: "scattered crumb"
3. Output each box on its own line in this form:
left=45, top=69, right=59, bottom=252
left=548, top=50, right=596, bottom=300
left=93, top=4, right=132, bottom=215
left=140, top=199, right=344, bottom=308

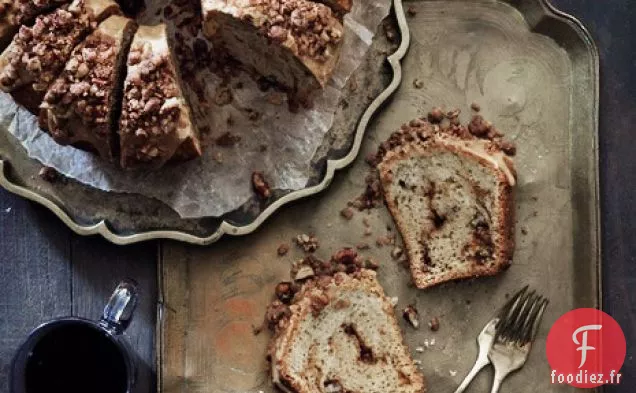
left=383, top=20, right=398, bottom=42
left=247, top=109, right=261, bottom=121
left=252, top=324, right=263, bottom=336
left=427, top=107, right=444, bottom=123
left=295, top=234, right=319, bottom=253
left=349, top=77, right=358, bottom=92
left=521, top=228, right=528, bottom=235
left=423, top=338, right=436, bottom=349
left=407, top=6, right=417, bottom=16
left=252, top=172, right=271, bottom=199
left=449, top=370, right=458, bottom=377
left=531, top=196, right=538, bottom=201
left=267, top=92, right=285, bottom=105
left=376, top=235, right=392, bottom=247
left=365, top=152, right=379, bottom=167
left=213, top=86, right=233, bottom=106
left=277, top=243, right=290, bottom=256
left=215, top=132, right=241, bottom=147
left=362, top=217, right=371, bottom=227
left=259, top=144, right=268, bottom=152
left=356, top=243, right=370, bottom=250
left=413, top=79, right=424, bottom=89
left=413, top=359, right=422, bottom=365
left=391, top=247, right=403, bottom=260
left=4, top=207, right=11, bottom=214
left=402, top=305, right=419, bottom=329
left=429, top=316, right=440, bottom=332
left=39, top=167, right=59, bottom=183
left=364, top=258, right=379, bottom=270
left=294, top=265, right=315, bottom=280
left=364, top=227, right=372, bottom=236
left=390, top=297, right=399, bottom=307
left=340, top=207, right=354, bottom=220
left=471, top=102, right=481, bottom=112
left=415, top=346, right=424, bottom=353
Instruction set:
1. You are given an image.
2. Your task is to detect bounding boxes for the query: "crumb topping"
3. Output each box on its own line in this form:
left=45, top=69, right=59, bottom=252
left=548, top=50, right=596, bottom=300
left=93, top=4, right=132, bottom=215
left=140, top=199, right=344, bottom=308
left=242, top=0, right=343, bottom=62
left=120, top=42, right=183, bottom=164
left=0, top=1, right=94, bottom=91
left=376, top=108, right=517, bottom=163
left=44, top=32, right=118, bottom=134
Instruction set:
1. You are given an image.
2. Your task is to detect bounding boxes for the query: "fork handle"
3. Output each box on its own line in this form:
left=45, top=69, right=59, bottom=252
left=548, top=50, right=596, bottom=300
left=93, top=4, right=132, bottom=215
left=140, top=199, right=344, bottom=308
left=453, top=356, right=489, bottom=393
left=490, top=368, right=507, bottom=393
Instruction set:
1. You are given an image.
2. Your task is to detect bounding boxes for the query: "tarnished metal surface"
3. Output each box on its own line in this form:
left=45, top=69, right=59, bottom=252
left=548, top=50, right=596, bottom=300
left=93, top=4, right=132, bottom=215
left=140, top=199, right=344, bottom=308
left=158, top=1, right=600, bottom=392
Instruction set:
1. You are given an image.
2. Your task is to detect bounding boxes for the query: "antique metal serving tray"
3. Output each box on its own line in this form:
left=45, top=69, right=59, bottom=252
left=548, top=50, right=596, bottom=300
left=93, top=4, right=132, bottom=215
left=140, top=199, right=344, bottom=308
left=0, top=0, right=405, bottom=245
left=158, top=0, right=600, bottom=392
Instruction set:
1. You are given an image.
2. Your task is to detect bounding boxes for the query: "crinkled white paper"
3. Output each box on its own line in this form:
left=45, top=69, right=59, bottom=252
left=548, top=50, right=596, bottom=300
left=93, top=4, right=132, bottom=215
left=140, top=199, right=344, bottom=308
left=4, top=0, right=391, bottom=218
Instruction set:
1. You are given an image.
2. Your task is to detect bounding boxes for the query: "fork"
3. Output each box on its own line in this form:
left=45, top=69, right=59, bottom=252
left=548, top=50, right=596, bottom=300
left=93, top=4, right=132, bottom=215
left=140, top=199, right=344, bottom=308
left=453, top=287, right=549, bottom=393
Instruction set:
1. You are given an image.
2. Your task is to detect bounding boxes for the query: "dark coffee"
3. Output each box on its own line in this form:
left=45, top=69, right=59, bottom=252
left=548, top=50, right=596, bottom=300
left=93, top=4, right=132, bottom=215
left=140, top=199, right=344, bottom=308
left=24, top=324, right=128, bottom=393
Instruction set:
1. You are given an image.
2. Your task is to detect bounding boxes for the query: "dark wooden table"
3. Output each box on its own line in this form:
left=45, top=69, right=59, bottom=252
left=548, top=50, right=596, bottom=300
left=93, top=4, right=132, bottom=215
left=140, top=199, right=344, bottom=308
left=0, top=1, right=634, bottom=392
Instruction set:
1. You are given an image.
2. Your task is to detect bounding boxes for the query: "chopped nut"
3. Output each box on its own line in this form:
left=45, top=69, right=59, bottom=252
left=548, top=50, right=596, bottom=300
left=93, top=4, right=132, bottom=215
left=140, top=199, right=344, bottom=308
left=471, top=102, right=481, bottom=112
left=356, top=243, right=370, bottom=250
left=340, top=207, right=354, bottom=220
left=363, top=258, right=379, bottom=270
left=402, top=305, right=419, bottom=328
left=38, top=166, right=59, bottom=183
left=376, top=235, right=392, bottom=247
left=252, top=171, right=271, bottom=199
left=295, top=233, right=319, bottom=253
left=427, top=107, right=444, bottom=123
left=468, top=115, right=491, bottom=136
left=215, top=132, right=241, bottom=147
left=362, top=217, right=371, bottom=227
left=499, top=140, right=517, bottom=156
left=365, top=152, right=379, bottom=167
left=429, top=316, right=440, bottom=331
left=294, top=265, right=315, bottom=280
left=275, top=282, right=294, bottom=304
left=391, top=247, right=403, bottom=260
left=406, top=6, right=417, bottom=16
left=277, top=243, right=290, bottom=256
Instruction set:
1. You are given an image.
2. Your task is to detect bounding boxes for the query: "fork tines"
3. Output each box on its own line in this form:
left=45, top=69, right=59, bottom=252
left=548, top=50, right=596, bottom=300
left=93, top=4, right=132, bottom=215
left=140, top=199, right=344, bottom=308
left=495, top=286, right=549, bottom=344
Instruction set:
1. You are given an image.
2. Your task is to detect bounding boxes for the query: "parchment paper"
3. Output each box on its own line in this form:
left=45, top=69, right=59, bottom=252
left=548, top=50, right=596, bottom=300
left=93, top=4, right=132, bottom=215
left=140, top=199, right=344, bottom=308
left=3, top=0, right=391, bottom=218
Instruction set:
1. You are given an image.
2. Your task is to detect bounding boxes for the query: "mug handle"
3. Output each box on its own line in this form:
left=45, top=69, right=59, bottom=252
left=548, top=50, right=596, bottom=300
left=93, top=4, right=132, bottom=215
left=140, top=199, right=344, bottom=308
left=100, top=279, right=138, bottom=334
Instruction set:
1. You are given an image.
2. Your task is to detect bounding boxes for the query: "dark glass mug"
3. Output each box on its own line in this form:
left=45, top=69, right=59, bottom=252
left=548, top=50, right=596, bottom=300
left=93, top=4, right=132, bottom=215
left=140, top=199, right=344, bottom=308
left=10, top=280, right=138, bottom=393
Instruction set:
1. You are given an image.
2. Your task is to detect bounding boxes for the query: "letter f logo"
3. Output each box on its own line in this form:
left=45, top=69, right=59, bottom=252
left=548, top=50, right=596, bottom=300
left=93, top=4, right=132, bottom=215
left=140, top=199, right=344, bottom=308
left=572, top=324, right=602, bottom=368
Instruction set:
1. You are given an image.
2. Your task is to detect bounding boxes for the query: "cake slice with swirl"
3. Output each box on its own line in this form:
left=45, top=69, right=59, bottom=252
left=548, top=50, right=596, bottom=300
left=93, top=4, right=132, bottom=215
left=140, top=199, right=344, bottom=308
left=377, top=113, right=517, bottom=289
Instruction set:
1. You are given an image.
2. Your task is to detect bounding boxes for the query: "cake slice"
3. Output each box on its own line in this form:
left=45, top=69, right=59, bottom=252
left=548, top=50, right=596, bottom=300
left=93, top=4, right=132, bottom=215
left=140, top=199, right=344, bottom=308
left=377, top=117, right=516, bottom=289
left=40, top=15, right=137, bottom=161
left=267, top=256, right=425, bottom=393
left=0, top=0, right=121, bottom=111
left=202, top=0, right=345, bottom=94
left=0, top=0, right=69, bottom=49
left=118, top=24, right=201, bottom=169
